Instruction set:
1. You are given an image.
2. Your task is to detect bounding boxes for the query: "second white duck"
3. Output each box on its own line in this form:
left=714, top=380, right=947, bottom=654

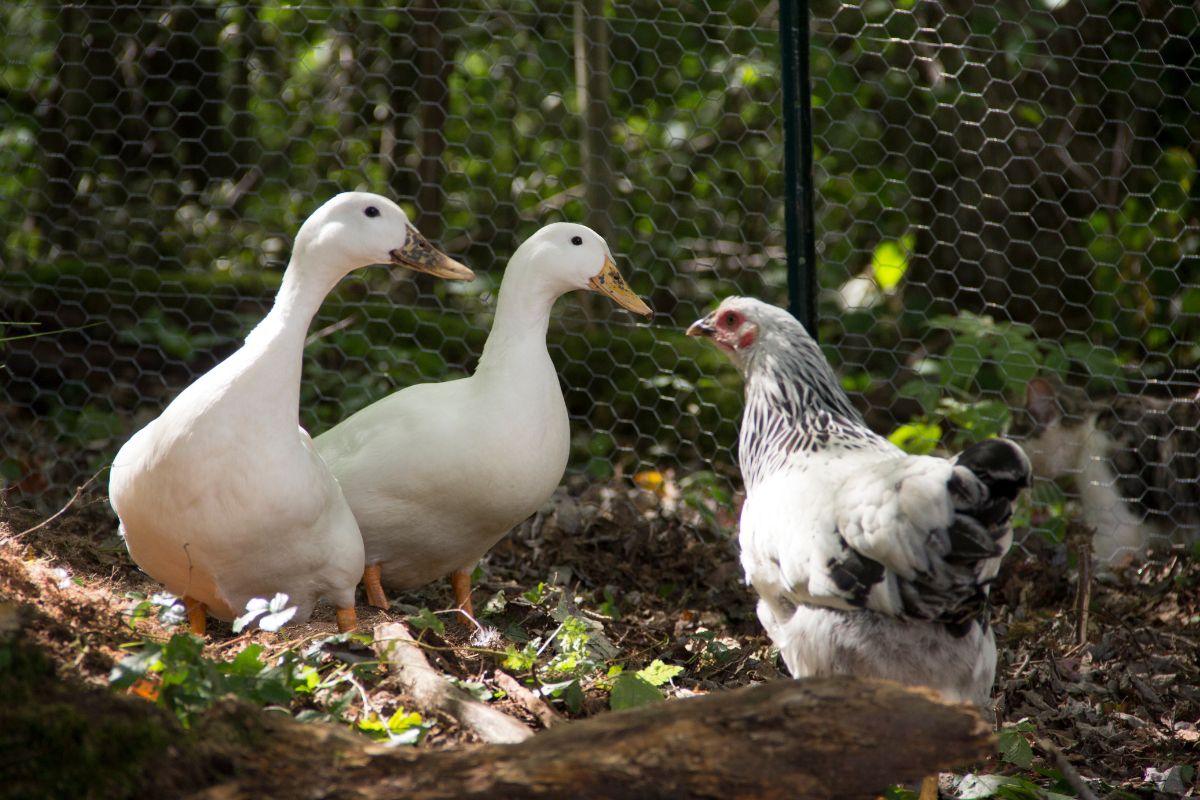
left=315, top=223, right=651, bottom=615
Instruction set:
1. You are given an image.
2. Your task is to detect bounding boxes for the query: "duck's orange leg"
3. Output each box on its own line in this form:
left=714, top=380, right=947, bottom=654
left=183, top=595, right=206, bottom=636
left=363, top=563, right=389, bottom=609
left=336, top=606, right=358, bottom=633
left=450, top=569, right=474, bottom=622
left=919, top=775, right=939, bottom=800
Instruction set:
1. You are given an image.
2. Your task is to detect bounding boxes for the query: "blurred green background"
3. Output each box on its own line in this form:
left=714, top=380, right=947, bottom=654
left=1, top=0, right=1197, bottom=510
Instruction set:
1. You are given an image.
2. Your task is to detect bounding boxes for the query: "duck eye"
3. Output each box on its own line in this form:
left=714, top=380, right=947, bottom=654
left=571, top=236, right=583, bottom=246
left=364, top=206, right=380, bottom=218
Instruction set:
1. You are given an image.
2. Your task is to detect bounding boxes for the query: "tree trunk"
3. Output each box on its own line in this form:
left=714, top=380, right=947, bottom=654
left=227, top=5, right=258, bottom=181
left=35, top=5, right=89, bottom=251
left=574, top=0, right=613, bottom=246
left=412, top=0, right=453, bottom=240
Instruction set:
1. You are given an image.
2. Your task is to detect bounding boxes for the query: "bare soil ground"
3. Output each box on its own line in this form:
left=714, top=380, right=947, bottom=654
left=1, top=477, right=1197, bottom=798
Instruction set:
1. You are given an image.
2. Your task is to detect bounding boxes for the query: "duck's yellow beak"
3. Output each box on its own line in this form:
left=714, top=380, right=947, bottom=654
left=588, top=256, right=652, bottom=318
left=390, top=225, right=475, bottom=281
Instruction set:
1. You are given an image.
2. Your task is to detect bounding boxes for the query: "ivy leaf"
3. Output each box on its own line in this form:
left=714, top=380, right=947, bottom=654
left=451, top=679, right=494, bottom=702
left=480, top=590, right=507, bottom=616
left=888, top=421, right=942, bottom=455
left=998, top=727, right=1034, bottom=769
left=502, top=643, right=538, bottom=672
left=108, top=644, right=164, bottom=689
left=258, top=605, right=297, bottom=632
left=231, top=594, right=296, bottom=632
left=227, top=645, right=266, bottom=676
left=636, top=659, right=683, bottom=687
left=609, top=673, right=665, bottom=710
left=562, top=679, right=584, bottom=713
left=407, top=607, right=445, bottom=636
left=540, top=677, right=584, bottom=713
left=233, top=597, right=270, bottom=633
left=871, top=235, right=912, bottom=291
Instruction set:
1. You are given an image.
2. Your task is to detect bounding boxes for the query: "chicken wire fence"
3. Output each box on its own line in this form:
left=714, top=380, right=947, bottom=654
left=1, top=1, right=784, bottom=509
left=2, top=1, right=1199, bottom=567
left=807, top=0, right=1200, bottom=565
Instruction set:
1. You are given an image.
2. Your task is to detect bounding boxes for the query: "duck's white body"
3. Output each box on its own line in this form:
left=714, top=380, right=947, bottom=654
left=110, top=316, right=365, bottom=621
left=317, top=309, right=569, bottom=588
left=316, top=223, right=649, bottom=597
left=109, top=192, right=472, bottom=627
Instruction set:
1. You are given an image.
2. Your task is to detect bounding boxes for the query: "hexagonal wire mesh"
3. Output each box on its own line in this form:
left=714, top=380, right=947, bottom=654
left=3, top=1, right=1199, bottom=571
left=1, top=1, right=781, bottom=512
left=809, top=0, right=1200, bottom=566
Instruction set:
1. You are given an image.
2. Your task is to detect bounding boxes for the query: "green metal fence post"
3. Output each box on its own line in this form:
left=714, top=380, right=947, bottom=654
left=780, top=0, right=818, bottom=337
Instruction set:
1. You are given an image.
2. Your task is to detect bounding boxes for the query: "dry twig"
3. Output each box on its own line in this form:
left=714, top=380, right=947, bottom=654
left=373, top=621, right=533, bottom=744
left=491, top=669, right=564, bottom=729
left=1069, top=518, right=1094, bottom=647
left=1038, top=738, right=1099, bottom=800
left=14, top=466, right=108, bottom=540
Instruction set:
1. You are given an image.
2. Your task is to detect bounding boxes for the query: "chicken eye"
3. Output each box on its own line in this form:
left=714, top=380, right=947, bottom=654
left=723, top=312, right=740, bottom=327
left=364, top=206, right=380, bottom=218
left=571, top=236, right=583, bottom=246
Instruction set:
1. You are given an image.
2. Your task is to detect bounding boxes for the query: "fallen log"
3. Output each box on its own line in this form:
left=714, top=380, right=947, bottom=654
left=1, top=602, right=992, bottom=799
left=193, top=676, right=993, bottom=800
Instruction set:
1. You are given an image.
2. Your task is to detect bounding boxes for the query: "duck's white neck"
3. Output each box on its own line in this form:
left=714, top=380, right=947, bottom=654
left=475, top=258, right=564, bottom=376
left=240, top=259, right=341, bottom=414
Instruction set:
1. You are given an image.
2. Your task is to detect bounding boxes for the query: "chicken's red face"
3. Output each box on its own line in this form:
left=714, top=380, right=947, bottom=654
left=686, top=303, right=760, bottom=355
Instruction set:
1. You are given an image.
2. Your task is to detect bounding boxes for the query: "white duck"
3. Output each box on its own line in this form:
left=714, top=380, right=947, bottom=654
left=109, top=192, right=473, bottom=635
left=315, top=223, right=650, bottom=615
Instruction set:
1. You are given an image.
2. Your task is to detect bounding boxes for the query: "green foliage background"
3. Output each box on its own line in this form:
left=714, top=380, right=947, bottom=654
left=1, top=0, right=1197, bottom=498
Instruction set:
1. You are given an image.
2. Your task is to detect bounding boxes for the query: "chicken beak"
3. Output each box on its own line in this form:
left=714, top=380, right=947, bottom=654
left=588, top=256, right=652, bottom=318
left=390, top=224, right=475, bottom=281
left=686, top=314, right=716, bottom=338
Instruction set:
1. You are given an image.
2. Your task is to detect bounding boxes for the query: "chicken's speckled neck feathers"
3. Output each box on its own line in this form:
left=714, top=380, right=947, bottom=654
left=738, top=316, right=887, bottom=487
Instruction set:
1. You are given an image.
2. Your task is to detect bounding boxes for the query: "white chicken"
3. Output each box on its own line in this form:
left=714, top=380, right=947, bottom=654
left=688, top=296, right=1031, bottom=716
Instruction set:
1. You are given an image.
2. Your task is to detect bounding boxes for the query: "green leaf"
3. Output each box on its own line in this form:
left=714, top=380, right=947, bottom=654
left=998, top=727, right=1034, bottom=769
left=387, top=707, right=425, bottom=734
left=407, top=607, right=445, bottom=636
left=540, top=677, right=585, bottom=713
left=521, top=582, right=547, bottom=605
left=898, top=379, right=944, bottom=416
left=480, top=590, right=507, bottom=616
left=871, top=235, right=913, bottom=291
left=356, top=704, right=430, bottom=743
left=227, top=645, right=266, bottom=677
left=562, top=679, right=584, bottom=714
left=162, top=632, right=204, bottom=664
left=944, top=340, right=986, bottom=389
left=888, top=421, right=942, bottom=455
left=609, top=673, right=665, bottom=710
left=108, top=644, right=164, bottom=689
left=636, top=659, right=683, bottom=687
left=451, top=679, right=494, bottom=702
left=502, top=643, right=538, bottom=672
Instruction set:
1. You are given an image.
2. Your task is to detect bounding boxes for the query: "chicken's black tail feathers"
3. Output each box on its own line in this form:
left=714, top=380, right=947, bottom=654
left=953, top=438, right=1032, bottom=502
